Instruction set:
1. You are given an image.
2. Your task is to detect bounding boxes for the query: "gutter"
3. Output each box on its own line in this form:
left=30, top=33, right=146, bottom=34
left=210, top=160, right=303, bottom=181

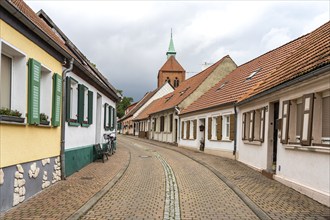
left=237, top=64, right=330, bottom=106
left=60, top=58, right=74, bottom=180
left=233, top=105, right=238, bottom=157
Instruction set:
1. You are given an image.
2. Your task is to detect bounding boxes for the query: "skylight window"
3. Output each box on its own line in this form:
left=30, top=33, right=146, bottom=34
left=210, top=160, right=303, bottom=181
left=216, top=81, right=228, bottom=91
left=179, top=87, right=190, bottom=96
left=165, top=94, right=173, bottom=103
left=246, top=68, right=262, bottom=80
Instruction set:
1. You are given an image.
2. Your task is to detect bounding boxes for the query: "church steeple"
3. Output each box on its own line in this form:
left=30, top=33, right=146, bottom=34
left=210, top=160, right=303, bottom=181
left=166, top=29, right=176, bottom=59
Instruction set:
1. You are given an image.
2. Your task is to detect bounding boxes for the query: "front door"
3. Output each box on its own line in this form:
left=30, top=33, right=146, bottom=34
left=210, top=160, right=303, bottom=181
left=199, top=119, right=205, bottom=151
left=272, top=102, right=279, bottom=173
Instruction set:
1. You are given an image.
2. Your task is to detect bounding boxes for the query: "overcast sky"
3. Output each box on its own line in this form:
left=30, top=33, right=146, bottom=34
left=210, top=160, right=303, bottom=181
left=26, top=1, right=329, bottom=102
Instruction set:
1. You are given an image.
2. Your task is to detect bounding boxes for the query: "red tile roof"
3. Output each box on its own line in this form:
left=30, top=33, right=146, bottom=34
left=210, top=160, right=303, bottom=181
left=135, top=55, right=232, bottom=120
left=181, top=34, right=308, bottom=115
left=159, top=56, right=185, bottom=72
left=241, top=21, right=330, bottom=101
left=6, top=0, right=119, bottom=99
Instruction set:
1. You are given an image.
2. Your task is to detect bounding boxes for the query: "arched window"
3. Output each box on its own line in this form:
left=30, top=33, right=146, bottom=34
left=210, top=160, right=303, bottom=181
left=165, top=77, right=171, bottom=84
left=174, top=77, right=179, bottom=88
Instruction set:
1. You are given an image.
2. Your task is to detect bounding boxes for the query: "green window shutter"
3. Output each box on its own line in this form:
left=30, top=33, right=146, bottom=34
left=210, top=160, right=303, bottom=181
left=88, top=91, right=93, bottom=125
left=112, top=108, right=117, bottom=129
left=104, top=103, right=108, bottom=130
left=109, top=105, right=112, bottom=130
left=28, top=58, right=41, bottom=125
left=77, top=84, right=85, bottom=123
left=52, top=73, right=62, bottom=127
left=65, top=76, right=71, bottom=121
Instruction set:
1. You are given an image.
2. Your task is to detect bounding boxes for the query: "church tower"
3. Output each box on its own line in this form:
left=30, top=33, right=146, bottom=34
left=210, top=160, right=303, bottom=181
left=157, top=30, right=186, bottom=88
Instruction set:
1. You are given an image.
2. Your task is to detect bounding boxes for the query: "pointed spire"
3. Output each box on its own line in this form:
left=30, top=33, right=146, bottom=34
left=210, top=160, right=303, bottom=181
left=166, top=28, right=176, bottom=59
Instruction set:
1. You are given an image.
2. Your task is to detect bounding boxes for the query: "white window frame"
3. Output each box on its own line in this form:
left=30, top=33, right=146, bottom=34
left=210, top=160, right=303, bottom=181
left=211, top=117, right=217, bottom=140
left=189, top=120, right=194, bottom=140
left=222, top=115, right=230, bottom=140
left=70, top=80, right=79, bottom=120
left=40, top=65, right=52, bottom=121
left=0, top=40, right=26, bottom=115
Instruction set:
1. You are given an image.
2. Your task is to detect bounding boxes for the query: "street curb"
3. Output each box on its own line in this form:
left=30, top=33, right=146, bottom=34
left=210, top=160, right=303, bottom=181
left=125, top=136, right=272, bottom=220
left=67, top=147, right=131, bottom=220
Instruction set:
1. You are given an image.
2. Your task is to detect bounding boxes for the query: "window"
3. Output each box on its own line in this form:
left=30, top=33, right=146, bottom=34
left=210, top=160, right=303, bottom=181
left=0, top=41, right=26, bottom=117
left=246, top=68, right=262, bottom=80
left=104, top=104, right=114, bottom=130
left=153, top=118, right=157, bottom=131
left=160, top=116, right=165, bottom=132
left=0, top=54, right=11, bottom=109
left=165, top=77, right=170, bottom=84
left=181, top=121, right=185, bottom=139
left=186, top=120, right=190, bottom=139
left=66, top=77, right=93, bottom=127
left=174, top=77, right=179, bottom=88
left=169, top=114, right=173, bottom=132
left=40, top=65, right=52, bottom=122
left=189, top=120, right=194, bottom=139
left=222, top=115, right=230, bottom=140
left=282, top=91, right=330, bottom=147
left=242, top=108, right=266, bottom=142
left=321, top=94, right=330, bottom=145
left=211, top=117, right=217, bottom=140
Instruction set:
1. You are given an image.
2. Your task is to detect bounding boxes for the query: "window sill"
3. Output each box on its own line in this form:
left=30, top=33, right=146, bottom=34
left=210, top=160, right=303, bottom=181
left=0, top=121, right=27, bottom=126
left=284, top=145, right=330, bottom=154
left=243, top=140, right=262, bottom=146
left=68, top=121, right=80, bottom=127
left=37, top=124, right=52, bottom=128
left=81, top=123, right=90, bottom=128
left=209, top=139, right=233, bottom=143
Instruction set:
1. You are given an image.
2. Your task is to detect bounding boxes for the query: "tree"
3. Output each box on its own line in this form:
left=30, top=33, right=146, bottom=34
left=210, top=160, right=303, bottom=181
left=116, top=90, right=133, bottom=118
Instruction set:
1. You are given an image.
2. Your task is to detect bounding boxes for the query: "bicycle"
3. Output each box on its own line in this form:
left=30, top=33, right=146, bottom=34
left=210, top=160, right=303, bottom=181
left=103, top=132, right=116, bottom=156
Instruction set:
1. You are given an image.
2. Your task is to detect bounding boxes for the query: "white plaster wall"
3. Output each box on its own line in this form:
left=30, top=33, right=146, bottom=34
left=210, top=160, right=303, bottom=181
left=179, top=108, right=235, bottom=153
left=237, top=101, right=269, bottom=170
left=133, top=82, right=173, bottom=119
left=237, top=73, right=330, bottom=204
left=65, top=72, right=116, bottom=149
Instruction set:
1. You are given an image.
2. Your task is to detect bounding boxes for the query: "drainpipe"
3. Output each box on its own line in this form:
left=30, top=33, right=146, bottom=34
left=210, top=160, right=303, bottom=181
left=233, top=104, right=238, bottom=159
left=60, top=58, right=74, bottom=180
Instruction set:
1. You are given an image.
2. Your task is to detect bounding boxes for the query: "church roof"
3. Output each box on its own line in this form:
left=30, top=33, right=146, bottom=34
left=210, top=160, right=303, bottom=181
left=159, top=56, right=185, bottom=72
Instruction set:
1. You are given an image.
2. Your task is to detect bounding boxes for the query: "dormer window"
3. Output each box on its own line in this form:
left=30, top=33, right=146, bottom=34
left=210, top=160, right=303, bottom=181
left=246, top=68, right=262, bottom=80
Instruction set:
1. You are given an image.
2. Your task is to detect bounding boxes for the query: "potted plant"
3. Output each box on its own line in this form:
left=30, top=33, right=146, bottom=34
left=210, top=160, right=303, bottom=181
left=0, top=108, right=25, bottom=123
left=40, top=113, right=50, bottom=125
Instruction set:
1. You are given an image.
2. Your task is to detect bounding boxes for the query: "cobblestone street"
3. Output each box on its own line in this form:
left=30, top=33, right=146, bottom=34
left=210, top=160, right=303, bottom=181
left=1, top=135, right=329, bottom=220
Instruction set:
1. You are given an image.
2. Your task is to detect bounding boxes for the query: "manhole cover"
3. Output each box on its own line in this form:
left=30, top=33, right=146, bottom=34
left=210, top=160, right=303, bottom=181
left=81, top=176, right=93, bottom=180
left=139, top=155, right=151, bottom=158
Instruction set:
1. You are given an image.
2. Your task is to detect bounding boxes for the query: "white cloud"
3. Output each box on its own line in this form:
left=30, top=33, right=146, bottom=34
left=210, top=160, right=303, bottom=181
left=261, top=28, right=292, bottom=51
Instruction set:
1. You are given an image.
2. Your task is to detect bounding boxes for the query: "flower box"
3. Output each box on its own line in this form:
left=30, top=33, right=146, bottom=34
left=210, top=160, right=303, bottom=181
left=0, top=115, right=25, bottom=123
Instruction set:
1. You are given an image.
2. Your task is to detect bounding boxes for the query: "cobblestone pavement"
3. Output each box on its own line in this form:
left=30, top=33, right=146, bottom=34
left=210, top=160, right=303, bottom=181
left=82, top=136, right=258, bottom=220
left=126, top=135, right=330, bottom=220
left=1, top=135, right=329, bottom=220
left=0, top=146, right=130, bottom=220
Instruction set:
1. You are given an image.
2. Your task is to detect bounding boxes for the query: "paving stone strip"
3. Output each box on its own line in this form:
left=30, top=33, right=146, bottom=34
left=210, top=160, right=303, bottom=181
left=155, top=152, right=181, bottom=220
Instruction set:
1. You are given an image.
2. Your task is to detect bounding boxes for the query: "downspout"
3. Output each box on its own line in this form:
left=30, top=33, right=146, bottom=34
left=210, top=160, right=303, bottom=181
left=233, top=104, right=238, bottom=159
left=60, top=58, right=74, bottom=180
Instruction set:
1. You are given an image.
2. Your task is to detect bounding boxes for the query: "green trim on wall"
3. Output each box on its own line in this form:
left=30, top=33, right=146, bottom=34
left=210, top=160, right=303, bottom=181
left=65, top=144, right=97, bottom=176
left=68, top=121, right=80, bottom=127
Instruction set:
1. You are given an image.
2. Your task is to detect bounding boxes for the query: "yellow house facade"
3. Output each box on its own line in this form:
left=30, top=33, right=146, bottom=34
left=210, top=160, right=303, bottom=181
left=0, top=2, right=65, bottom=212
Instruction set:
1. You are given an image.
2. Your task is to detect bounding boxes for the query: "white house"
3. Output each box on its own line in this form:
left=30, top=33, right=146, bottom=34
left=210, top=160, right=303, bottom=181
left=178, top=32, right=307, bottom=159
left=236, top=22, right=330, bottom=206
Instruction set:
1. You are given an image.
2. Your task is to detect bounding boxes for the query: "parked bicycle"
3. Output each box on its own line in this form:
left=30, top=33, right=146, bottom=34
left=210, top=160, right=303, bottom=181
left=103, top=132, right=116, bottom=156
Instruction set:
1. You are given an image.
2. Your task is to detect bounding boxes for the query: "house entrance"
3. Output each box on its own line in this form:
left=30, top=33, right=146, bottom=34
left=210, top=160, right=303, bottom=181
left=267, top=101, right=279, bottom=174
left=175, top=119, right=178, bottom=143
left=199, top=118, right=205, bottom=151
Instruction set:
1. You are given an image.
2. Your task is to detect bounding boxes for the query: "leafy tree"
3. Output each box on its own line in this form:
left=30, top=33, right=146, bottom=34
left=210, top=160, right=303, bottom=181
left=116, top=90, right=133, bottom=118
